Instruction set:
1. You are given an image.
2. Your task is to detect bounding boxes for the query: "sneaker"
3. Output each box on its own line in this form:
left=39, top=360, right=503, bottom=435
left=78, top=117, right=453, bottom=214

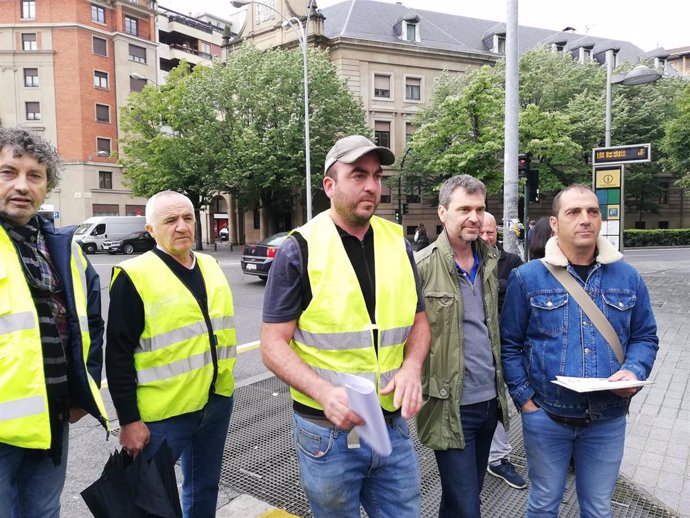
left=487, top=459, right=527, bottom=489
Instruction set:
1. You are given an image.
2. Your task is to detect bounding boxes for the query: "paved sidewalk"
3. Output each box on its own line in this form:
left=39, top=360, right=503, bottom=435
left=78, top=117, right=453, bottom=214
left=61, top=246, right=690, bottom=517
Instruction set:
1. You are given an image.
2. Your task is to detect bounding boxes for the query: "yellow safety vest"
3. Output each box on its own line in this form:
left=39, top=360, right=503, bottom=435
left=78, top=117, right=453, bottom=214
left=114, top=251, right=236, bottom=423
left=290, top=211, right=417, bottom=411
left=0, top=229, right=109, bottom=449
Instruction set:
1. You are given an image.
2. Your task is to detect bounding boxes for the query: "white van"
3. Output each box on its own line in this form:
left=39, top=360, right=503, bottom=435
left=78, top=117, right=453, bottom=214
left=73, top=216, right=146, bottom=254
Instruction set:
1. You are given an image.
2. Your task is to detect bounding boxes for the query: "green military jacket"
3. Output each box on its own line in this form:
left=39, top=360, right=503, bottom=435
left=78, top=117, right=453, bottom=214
left=414, top=229, right=509, bottom=450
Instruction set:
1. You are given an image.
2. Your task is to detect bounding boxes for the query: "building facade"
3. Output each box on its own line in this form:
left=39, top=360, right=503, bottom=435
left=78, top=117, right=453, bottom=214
left=227, top=0, right=689, bottom=242
left=0, top=0, right=230, bottom=228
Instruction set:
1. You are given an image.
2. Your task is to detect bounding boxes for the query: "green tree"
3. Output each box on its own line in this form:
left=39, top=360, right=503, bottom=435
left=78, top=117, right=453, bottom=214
left=119, top=46, right=368, bottom=241
left=119, top=62, right=229, bottom=249
left=661, top=83, right=690, bottom=187
left=403, top=66, right=505, bottom=194
left=402, top=46, right=684, bottom=223
left=196, top=44, right=369, bottom=234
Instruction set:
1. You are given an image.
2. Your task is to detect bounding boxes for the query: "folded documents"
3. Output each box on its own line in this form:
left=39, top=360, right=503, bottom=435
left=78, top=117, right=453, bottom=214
left=551, top=376, right=653, bottom=393
left=339, top=373, right=392, bottom=457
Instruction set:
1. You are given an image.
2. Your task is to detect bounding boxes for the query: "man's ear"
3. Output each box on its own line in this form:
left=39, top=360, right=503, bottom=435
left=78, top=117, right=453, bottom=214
left=145, top=223, right=154, bottom=235
left=549, top=216, right=558, bottom=235
left=323, top=175, right=335, bottom=199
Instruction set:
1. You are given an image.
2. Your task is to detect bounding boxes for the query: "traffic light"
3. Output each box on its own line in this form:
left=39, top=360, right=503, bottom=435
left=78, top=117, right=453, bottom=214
left=402, top=203, right=409, bottom=215
left=394, top=209, right=401, bottom=223
left=518, top=152, right=531, bottom=177
left=526, top=169, right=539, bottom=202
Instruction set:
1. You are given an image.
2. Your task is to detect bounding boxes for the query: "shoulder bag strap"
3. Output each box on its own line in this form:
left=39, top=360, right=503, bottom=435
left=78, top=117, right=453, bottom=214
left=542, top=260, right=625, bottom=365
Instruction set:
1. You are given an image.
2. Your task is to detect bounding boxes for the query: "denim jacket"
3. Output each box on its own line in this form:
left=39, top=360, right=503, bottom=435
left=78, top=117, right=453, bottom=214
left=500, top=236, right=658, bottom=420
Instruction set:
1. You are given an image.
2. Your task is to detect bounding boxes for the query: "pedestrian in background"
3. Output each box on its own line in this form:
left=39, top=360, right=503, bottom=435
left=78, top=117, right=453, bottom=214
left=413, top=222, right=429, bottom=251
left=415, top=175, right=509, bottom=518
left=261, top=135, right=431, bottom=518
left=501, top=184, right=659, bottom=517
left=106, top=190, right=236, bottom=518
left=479, top=212, right=527, bottom=490
left=0, top=128, right=108, bottom=517
left=527, top=216, right=553, bottom=260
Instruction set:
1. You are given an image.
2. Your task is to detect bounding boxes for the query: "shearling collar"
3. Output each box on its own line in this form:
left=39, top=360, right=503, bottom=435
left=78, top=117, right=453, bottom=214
left=543, top=235, right=623, bottom=267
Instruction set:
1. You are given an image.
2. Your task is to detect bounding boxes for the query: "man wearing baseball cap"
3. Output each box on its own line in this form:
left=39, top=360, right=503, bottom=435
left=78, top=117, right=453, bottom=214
left=261, top=135, right=431, bottom=517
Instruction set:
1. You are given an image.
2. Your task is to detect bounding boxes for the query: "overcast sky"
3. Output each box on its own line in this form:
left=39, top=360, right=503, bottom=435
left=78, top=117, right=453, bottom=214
left=162, top=0, right=687, bottom=52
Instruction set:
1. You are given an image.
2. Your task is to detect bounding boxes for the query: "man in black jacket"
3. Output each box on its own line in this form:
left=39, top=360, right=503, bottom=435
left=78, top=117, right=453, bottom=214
left=480, top=212, right=526, bottom=489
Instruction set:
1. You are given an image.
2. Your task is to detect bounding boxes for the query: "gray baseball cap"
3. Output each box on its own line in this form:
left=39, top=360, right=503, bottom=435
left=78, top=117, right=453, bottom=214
left=324, top=135, right=396, bottom=173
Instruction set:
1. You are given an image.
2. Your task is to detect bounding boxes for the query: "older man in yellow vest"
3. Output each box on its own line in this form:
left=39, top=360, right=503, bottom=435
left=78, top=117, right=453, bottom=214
left=261, top=135, right=431, bottom=518
left=106, top=190, right=236, bottom=518
left=0, top=128, right=108, bottom=518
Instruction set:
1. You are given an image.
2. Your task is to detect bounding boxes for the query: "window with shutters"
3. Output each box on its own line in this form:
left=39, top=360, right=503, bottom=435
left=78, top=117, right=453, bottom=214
left=97, top=138, right=111, bottom=155
left=374, top=121, right=391, bottom=149
left=25, top=102, right=41, bottom=120
left=24, top=68, right=39, bottom=87
left=94, top=70, right=108, bottom=89
left=96, top=104, right=110, bottom=123
left=374, top=74, right=391, bottom=98
left=93, top=36, right=107, bottom=56
left=22, top=33, right=37, bottom=51
left=405, top=76, right=421, bottom=101
left=128, top=44, right=146, bottom=63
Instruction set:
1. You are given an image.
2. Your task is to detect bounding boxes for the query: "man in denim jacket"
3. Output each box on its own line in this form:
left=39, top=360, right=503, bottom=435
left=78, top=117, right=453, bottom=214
left=501, top=184, right=658, bottom=518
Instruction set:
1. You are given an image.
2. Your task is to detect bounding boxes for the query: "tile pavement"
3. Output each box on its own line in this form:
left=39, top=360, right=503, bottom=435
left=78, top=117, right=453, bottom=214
left=620, top=258, right=690, bottom=517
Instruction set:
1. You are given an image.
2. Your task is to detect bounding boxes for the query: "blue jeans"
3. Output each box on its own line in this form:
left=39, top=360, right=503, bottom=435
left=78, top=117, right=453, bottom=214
left=521, top=408, right=626, bottom=518
left=292, top=412, right=421, bottom=518
left=144, top=393, right=233, bottom=518
left=0, top=424, right=69, bottom=518
left=434, top=398, right=498, bottom=518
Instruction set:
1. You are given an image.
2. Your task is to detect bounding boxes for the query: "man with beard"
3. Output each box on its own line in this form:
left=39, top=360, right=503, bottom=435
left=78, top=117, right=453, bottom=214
left=261, top=135, right=431, bottom=518
left=415, top=175, right=508, bottom=517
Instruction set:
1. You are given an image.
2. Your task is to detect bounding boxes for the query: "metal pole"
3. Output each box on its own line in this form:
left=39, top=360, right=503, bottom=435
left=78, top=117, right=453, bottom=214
left=503, top=0, right=520, bottom=255
left=605, top=49, right=613, bottom=147
left=300, top=24, right=312, bottom=221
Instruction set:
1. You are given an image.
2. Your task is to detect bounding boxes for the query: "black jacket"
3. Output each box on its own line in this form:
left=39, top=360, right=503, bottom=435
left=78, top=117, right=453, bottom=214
left=497, top=247, right=523, bottom=313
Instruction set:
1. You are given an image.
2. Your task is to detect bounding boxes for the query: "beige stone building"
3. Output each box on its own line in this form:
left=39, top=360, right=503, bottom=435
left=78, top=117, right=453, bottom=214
left=227, top=0, right=689, bottom=243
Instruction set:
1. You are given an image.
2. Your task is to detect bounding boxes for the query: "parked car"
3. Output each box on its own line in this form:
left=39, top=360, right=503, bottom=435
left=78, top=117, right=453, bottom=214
left=241, top=231, right=289, bottom=281
left=105, top=230, right=156, bottom=255
left=218, top=227, right=229, bottom=241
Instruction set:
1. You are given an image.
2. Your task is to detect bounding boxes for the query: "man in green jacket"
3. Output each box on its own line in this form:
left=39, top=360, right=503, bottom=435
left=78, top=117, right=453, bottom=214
left=415, top=175, right=509, bottom=518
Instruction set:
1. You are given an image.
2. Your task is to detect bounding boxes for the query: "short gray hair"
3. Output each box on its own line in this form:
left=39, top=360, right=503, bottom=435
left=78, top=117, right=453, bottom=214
left=0, top=128, right=62, bottom=191
left=145, top=190, right=194, bottom=224
left=438, top=175, right=486, bottom=209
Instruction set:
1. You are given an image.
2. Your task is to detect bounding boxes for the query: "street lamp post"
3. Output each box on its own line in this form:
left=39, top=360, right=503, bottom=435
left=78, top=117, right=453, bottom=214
left=230, top=0, right=313, bottom=221
left=604, top=53, right=661, bottom=147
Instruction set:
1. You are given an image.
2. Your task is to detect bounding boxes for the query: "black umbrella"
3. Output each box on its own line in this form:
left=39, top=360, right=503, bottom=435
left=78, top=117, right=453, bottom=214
left=81, top=440, right=182, bottom=518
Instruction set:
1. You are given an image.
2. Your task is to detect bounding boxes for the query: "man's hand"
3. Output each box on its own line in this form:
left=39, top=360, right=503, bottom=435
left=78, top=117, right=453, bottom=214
left=317, top=385, right=364, bottom=430
left=521, top=399, right=539, bottom=413
left=380, top=362, right=423, bottom=419
left=68, top=407, right=88, bottom=424
left=608, top=369, right=640, bottom=398
left=119, top=420, right=150, bottom=457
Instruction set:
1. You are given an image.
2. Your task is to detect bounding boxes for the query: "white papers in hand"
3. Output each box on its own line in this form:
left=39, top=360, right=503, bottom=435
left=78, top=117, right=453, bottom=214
left=551, top=376, right=653, bottom=393
left=339, top=373, right=392, bottom=457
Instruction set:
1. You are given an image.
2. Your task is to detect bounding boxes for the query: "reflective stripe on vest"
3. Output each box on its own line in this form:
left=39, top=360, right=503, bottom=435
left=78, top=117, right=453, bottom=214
left=289, top=212, right=417, bottom=412
left=0, top=395, right=44, bottom=422
left=117, top=251, right=236, bottom=423
left=0, top=311, right=34, bottom=335
left=293, top=325, right=412, bottom=351
left=137, top=316, right=236, bottom=353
